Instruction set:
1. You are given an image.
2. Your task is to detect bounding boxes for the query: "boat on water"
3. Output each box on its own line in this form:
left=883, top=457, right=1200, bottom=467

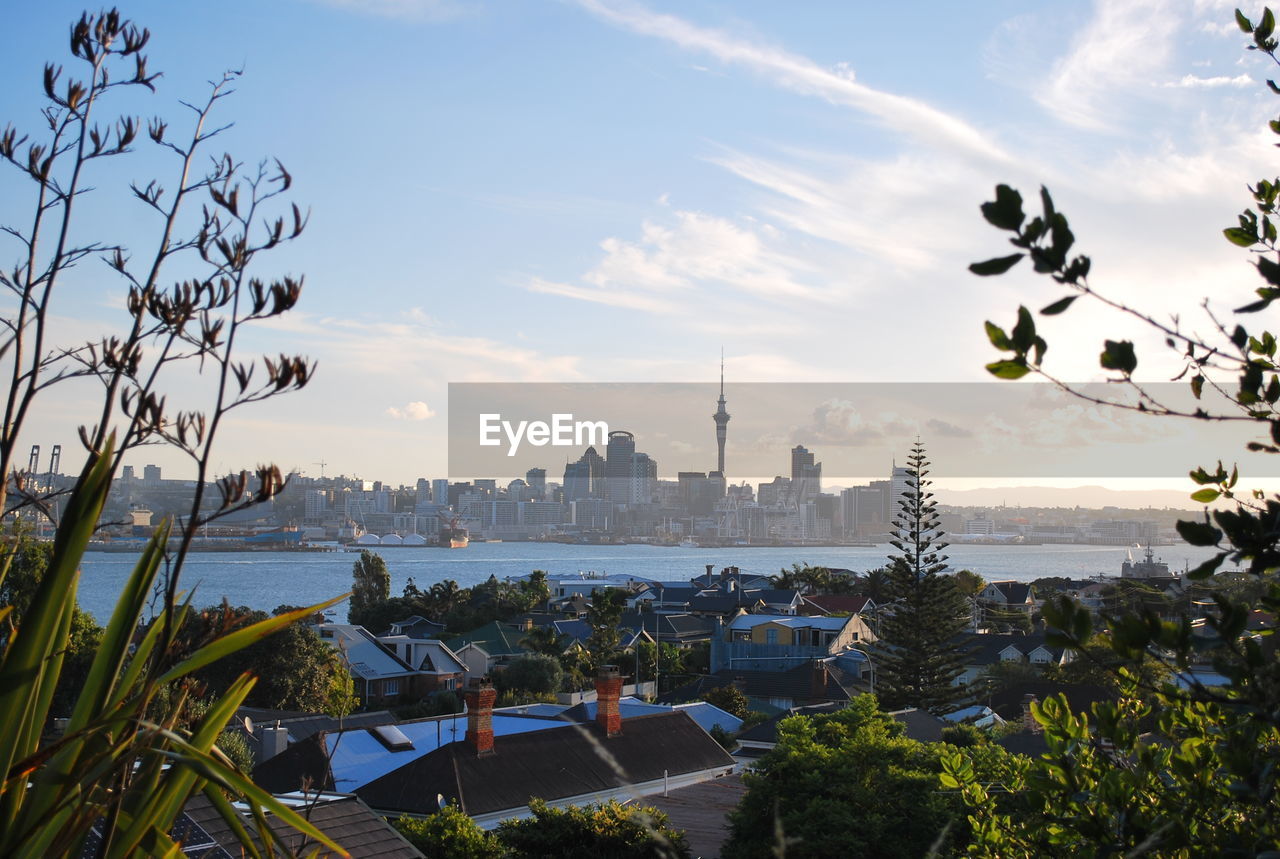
left=437, top=513, right=469, bottom=549
left=1122, top=544, right=1173, bottom=579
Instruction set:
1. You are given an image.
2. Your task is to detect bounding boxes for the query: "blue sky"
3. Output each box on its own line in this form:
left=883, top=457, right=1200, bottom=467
left=2, top=0, right=1275, bottom=491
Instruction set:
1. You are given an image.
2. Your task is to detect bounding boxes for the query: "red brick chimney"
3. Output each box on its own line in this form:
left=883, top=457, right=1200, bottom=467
left=811, top=659, right=829, bottom=700
left=1022, top=693, right=1041, bottom=734
left=464, top=677, right=497, bottom=756
left=596, top=665, right=623, bottom=737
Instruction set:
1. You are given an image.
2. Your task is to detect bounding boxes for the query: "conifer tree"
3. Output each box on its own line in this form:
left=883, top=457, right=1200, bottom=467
left=872, top=442, right=971, bottom=714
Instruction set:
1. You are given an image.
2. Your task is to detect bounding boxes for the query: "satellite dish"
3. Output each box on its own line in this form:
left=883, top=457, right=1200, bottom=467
left=243, top=717, right=253, bottom=734
left=437, top=793, right=447, bottom=811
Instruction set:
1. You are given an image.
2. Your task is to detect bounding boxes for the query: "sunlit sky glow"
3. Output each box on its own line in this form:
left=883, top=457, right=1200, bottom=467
left=3, top=0, right=1276, bottom=502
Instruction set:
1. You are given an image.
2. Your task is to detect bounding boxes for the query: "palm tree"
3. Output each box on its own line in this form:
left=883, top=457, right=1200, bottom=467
left=521, top=625, right=568, bottom=658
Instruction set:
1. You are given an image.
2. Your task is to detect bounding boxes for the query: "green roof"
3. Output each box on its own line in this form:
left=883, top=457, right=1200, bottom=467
left=444, top=620, right=526, bottom=657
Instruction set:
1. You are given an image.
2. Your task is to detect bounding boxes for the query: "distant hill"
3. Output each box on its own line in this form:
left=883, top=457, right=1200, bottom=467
left=931, top=484, right=1199, bottom=511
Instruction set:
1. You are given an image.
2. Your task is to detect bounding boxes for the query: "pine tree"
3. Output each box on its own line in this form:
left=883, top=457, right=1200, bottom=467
left=872, top=442, right=971, bottom=714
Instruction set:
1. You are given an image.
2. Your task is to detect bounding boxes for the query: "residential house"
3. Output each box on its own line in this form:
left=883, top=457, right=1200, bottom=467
left=954, top=631, right=1069, bottom=687
left=253, top=668, right=736, bottom=830
left=979, top=581, right=1037, bottom=617
left=317, top=624, right=425, bottom=705
left=444, top=620, right=531, bottom=679
left=387, top=615, right=447, bottom=639
left=712, top=613, right=873, bottom=673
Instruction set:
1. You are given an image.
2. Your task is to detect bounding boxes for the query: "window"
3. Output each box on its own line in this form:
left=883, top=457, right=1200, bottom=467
left=383, top=679, right=399, bottom=696
left=766, top=628, right=778, bottom=645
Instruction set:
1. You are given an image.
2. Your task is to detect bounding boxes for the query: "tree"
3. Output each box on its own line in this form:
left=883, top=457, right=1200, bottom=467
left=350, top=549, right=391, bottom=626
left=495, top=653, right=563, bottom=696
left=701, top=684, right=749, bottom=719
left=497, top=798, right=690, bottom=859
left=584, top=588, right=625, bottom=668
left=394, top=804, right=506, bottom=859
left=0, top=532, right=103, bottom=715
left=520, top=624, right=568, bottom=659
left=872, top=443, right=972, bottom=714
left=177, top=603, right=352, bottom=712
left=723, top=695, right=1023, bottom=859
left=946, top=9, right=1280, bottom=853
left=951, top=569, right=986, bottom=597
left=0, top=10, right=343, bottom=854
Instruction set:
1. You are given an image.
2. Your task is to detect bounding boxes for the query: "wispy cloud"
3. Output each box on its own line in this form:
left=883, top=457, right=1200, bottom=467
left=526, top=208, right=827, bottom=315
left=571, top=0, right=1014, bottom=167
left=1039, top=0, right=1180, bottom=130
left=1162, top=72, right=1252, bottom=88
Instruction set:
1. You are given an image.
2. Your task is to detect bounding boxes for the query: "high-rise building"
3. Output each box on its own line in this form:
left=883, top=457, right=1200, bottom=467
left=713, top=353, right=730, bottom=477
left=432, top=478, right=449, bottom=506
left=563, top=446, right=605, bottom=503
left=791, top=445, right=821, bottom=501
left=525, top=467, right=546, bottom=500
left=889, top=465, right=912, bottom=523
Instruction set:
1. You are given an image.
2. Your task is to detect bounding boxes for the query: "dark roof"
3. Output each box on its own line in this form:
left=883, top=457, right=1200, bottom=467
left=619, top=611, right=715, bottom=641
left=888, top=708, right=948, bottom=743
left=802, top=595, right=873, bottom=615
left=995, top=730, right=1050, bottom=757
left=390, top=615, right=447, bottom=639
left=253, top=734, right=337, bottom=794
left=238, top=707, right=400, bottom=743
left=184, top=792, right=422, bottom=858
left=355, top=712, right=735, bottom=817
left=984, top=681, right=1115, bottom=722
left=686, top=595, right=765, bottom=614
left=961, top=631, right=1058, bottom=665
left=986, top=581, right=1034, bottom=605
left=663, top=663, right=852, bottom=708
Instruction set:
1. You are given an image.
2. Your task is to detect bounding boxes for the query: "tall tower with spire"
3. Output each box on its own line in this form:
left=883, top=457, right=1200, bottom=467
left=713, top=350, right=730, bottom=476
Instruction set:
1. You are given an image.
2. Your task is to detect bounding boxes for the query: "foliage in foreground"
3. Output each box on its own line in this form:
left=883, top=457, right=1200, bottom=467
left=395, top=798, right=691, bottom=859
left=0, top=9, right=345, bottom=855
left=953, top=8, right=1280, bottom=853
left=723, top=695, right=1024, bottom=859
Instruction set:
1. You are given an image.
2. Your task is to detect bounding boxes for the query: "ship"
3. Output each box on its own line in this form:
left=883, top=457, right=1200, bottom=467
left=1121, top=544, right=1173, bottom=579
left=436, top=513, right=469, bottom=549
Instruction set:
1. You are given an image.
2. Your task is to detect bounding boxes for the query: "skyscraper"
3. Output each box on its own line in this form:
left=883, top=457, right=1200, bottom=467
left=713, top=352, right=730, bottom=477
left=791, top=444, right=822, bottom=502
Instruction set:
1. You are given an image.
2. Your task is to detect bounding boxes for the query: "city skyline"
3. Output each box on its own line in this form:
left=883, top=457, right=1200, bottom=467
left=2, top=1, right=1270, bottom=499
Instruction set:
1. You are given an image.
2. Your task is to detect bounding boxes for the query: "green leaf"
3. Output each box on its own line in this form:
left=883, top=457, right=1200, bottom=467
left=1011, top=305, right=1036, bottom=352
left=1261, top=7, right=1275, bottom=40
left=1238, top=9, right=1254, bottom=32
left=1176, top=518, right=1221, bottom=546
left=1040, top=295, right=1078, bottom=315
left=969, top=254, right=1024, bottom=276
left=984, top=321, right=1013, bottom=350
left=1100, top=340, right=1137, bottom=374
left=986, top=359, right=1031, bottom=380
left=1190, top=488, right=1221, bottom=504
left=1224, top=226, right=1258, bottom=247
left=980, top=184, right=1025, bottom=231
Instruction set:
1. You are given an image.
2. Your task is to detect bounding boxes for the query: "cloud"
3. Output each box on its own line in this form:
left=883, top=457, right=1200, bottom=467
left=1038, top=0, right=1180, bottom=130
left=526, top=208, right=826, bottom=315
left=1162, top=73, right=1252, bottom=88
left=386, top=401, right=436, bottom=420
left=572, top=0, right=1013, bottom=167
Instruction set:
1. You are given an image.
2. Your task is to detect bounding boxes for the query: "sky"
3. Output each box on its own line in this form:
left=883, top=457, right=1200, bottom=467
left=2, top=0, right=1277, bottom=501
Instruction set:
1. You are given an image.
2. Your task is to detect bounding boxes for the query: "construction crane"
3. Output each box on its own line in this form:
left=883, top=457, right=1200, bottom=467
left=48, top=445, right=60, bottom=484
left=314, top=459, right=328, bottom=478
